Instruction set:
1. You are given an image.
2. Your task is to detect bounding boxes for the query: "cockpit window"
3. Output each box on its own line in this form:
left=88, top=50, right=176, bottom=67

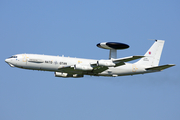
left=9, top=56, right=18, bottom=58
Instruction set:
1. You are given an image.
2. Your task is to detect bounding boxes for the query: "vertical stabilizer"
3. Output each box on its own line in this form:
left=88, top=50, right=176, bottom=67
left=136, top=40, right=165, bottom=67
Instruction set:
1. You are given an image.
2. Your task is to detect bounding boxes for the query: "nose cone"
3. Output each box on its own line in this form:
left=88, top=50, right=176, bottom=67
left=5, top=58, right=9, bottom=63
left=5, top=58, right=15, bottom=67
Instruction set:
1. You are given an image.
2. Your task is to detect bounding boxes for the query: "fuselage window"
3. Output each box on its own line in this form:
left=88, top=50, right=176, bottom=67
left=9, top=56, right=17, bottom=58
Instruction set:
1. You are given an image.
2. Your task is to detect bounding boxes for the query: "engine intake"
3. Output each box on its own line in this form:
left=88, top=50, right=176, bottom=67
left=73, top=74, right=84, bottom=78
left=54, top=72, right=84, bottom=78
left=55, top=72, right=71, bottom=77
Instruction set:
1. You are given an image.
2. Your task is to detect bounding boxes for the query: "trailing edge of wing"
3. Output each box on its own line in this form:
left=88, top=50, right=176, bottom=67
left=113, top=56, right=144, bottom=63
left=145, top=64, right=175, bottom=71
left=58, top=65, right=74, bottom=72
left=58, top=64, right=108, bottom=73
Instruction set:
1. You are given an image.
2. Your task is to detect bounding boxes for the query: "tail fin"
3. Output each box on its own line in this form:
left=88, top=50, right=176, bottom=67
left=136, top=40, right=165, bottom=67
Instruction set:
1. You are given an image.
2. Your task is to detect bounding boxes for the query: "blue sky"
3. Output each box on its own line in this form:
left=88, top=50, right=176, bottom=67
left=1, top=0, right=180, bottom=120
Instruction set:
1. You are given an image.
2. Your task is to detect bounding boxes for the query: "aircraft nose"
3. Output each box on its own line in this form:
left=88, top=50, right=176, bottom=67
left=5, top=58, right=15, bottom=67
left=5, top=58, right=10, bottom=63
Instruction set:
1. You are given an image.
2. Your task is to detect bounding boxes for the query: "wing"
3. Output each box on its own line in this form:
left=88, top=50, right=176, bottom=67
left=58, top=65, right=75, bottom=73
left=90, top=55, right=144, bottom=68
left=58, top=64, right=108, bottom=74
left=113, top=56, right=144, bottom=67
left=57, top=56, right=144, bottom=74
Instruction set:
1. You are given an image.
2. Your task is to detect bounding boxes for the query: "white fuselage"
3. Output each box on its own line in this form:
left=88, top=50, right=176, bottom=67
left=5, top=40, right=174, bottom=78
left=5, top=54, right=150, bottom=77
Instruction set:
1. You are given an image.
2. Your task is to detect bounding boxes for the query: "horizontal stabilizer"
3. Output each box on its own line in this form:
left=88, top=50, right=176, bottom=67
left=146, top=64, right=175, bottom=71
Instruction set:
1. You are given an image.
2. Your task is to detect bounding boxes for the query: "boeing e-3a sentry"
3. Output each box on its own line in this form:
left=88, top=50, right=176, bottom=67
left=5, top=40, right=175, bottom=78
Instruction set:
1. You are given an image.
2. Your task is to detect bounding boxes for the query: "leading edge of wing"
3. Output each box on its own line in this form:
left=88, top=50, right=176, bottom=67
left=91, top=56, right=144, bottom=67
left=113, top=55, right=144, bottom=63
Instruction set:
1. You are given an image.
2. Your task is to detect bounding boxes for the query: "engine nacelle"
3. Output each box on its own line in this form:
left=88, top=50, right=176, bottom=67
left=97, top=60, right=115, bottom=67
left=73, top=74, right=84, bottom=78
left=74, top=64, right=93, bottom=71
left=54, top=72, right=84, bottom=78
left=54, top=72, right=72, bottom=78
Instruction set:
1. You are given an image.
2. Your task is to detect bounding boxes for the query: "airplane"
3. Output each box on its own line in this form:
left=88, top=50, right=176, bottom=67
left=5, top=40, right=175, bottom=78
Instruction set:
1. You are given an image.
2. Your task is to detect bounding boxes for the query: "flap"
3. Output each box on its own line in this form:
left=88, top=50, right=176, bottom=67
left=58, top=64, right=108, bottom=73
left=58, top=65, right=72, bottom=69
left=92, top=66, right=109, bottom=73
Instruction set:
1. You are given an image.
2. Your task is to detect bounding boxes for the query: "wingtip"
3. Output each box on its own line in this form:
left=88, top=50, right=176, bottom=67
left=168, top=64, right=176, bottom=66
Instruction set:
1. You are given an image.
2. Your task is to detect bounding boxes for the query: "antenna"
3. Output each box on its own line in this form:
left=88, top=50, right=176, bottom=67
left=148, top=39, right=157, bottom=41
left=97, top=42, right=129, bottom=59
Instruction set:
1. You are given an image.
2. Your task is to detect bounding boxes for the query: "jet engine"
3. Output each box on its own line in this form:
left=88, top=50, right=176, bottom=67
left=74, top=64, right=93, bottom=71
left=73, top=74, right=84, bottom=78
left=54, top=72, right=84, bottom=78
left=54, top=72, right=71, bottom=77
left=97, top=60, right=115, bottom=67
